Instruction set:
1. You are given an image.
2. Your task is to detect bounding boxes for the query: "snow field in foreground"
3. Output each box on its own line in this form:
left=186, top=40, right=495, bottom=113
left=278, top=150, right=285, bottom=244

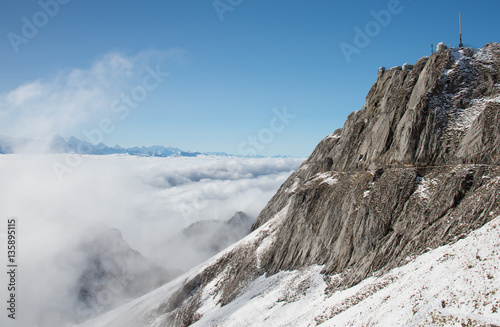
left=193, top=215, right=500, bottom=326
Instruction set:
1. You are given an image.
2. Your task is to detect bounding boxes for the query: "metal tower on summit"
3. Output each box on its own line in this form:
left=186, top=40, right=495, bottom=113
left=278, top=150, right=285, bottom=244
left=459, top=13, right=464, bottom=48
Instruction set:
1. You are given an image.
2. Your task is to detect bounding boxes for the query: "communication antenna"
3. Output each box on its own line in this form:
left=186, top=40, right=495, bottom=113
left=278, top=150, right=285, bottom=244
left=459, top=13, right=464, bottom=48
left=431, top=43, right=434, bottom=54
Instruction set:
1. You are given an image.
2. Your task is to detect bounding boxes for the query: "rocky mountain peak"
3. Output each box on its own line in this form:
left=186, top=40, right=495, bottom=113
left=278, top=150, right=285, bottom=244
left=306, top=43, right=500, bottom=175
left=247, top=44, right=500, bottom=284
left=78, top=43, right=500, bottom=327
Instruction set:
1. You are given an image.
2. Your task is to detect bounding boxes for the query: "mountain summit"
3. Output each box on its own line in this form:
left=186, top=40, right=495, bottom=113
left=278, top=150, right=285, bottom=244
left=79, top=43, right=500, bottom=326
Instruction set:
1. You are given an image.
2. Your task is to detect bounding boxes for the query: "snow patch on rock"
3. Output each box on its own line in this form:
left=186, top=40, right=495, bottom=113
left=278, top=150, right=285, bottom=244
left=414, top=176, right=439, bottom=200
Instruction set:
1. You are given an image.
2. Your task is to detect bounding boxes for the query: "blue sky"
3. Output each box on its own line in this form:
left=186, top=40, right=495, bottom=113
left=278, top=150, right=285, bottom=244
left=0, top=0, right=499, bottom=157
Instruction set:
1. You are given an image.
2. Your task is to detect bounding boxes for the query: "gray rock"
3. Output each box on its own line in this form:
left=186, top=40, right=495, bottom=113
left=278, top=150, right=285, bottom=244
left=82, top=43, right=500, bottom=326
left=180, top=44, right=500, bottom=325
left=250, top=43, right=500, bottom=289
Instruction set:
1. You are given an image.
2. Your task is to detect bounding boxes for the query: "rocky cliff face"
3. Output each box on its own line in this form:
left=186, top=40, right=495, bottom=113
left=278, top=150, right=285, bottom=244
left=79, top=43, right=500, bottom=327
left=251, top=43, right=500, bottom=284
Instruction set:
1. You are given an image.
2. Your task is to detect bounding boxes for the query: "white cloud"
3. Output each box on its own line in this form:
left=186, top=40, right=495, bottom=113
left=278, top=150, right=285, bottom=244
left=0, top=154, right=303, bottom=326
left=0, top=49, right=188, bottom=139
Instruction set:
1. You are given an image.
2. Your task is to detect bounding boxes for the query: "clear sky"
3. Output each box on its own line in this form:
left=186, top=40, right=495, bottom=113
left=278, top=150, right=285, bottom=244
left=1, top=0, right=499, bottom=157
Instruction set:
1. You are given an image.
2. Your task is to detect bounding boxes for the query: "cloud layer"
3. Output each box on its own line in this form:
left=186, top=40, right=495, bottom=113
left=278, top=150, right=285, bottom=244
left=0, top=154, right=303, bottom=326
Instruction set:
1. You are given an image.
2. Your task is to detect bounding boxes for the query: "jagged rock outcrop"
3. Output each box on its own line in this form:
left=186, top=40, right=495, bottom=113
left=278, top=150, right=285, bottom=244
left=251, top=43, right=500, bottom=285
left=74, top=227, right=176, bottom=323
left=79, top=43, right=500, bottom=327
left=293, top=44, right=500, bottom=173
left=163, top=211, right=254, bottom=271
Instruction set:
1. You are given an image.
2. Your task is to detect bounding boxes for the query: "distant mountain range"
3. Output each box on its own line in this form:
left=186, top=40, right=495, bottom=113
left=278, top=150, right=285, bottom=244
left=0, top=134, right=219, bottom=157
left=0, top=134, right=295, bottom=158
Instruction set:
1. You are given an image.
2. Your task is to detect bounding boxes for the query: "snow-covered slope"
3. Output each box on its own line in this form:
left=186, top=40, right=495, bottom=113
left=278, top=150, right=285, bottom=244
left=192, top=215, right=500, bottom=327
left=76, top=214, right=500, bottom=327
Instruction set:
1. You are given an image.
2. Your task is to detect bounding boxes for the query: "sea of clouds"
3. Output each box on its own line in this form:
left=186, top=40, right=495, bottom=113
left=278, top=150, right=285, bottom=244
left=0, top=48, right=305, bottom=326
left=0, top=154, right=303, bottom=326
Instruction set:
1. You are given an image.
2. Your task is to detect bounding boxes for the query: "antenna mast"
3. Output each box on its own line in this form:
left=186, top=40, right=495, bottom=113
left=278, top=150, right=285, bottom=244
left=459, top=13, right=464, bottom=48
